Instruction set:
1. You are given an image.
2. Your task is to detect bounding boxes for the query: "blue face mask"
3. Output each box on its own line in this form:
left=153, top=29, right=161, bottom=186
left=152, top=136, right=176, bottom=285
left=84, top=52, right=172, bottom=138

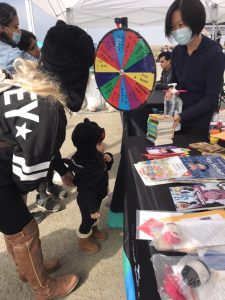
left=171, top=27, right=193, bottom=45
left=12, top=31, right=21, bottom=45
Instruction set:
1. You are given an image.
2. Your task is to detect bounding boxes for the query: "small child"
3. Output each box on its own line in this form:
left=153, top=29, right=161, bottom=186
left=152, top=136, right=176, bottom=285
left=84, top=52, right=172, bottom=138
left=66, top=118, right=113, bottom=253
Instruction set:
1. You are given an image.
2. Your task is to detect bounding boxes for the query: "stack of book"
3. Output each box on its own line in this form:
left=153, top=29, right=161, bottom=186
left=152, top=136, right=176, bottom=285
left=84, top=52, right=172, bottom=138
left=146, top=114, right=174, bottom=146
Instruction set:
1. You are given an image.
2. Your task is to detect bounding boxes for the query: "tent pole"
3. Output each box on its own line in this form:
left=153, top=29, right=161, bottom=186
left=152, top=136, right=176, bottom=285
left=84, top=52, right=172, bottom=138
left=25, top=0, right=35, bottom=34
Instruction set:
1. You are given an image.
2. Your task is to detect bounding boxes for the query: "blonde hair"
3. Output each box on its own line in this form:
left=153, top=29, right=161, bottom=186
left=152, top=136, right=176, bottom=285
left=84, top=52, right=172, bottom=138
left=7, top=58, right=66, bottom=106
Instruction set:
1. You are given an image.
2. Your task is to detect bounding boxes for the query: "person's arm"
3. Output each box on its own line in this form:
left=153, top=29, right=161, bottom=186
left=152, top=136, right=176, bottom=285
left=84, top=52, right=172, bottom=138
left=51, top=151, right=74, bottom=187
left=51, top=151, right=68, bottom=176
left=170, top=49, right=178, bottom=84
left=155, top=70, right=167, bottom=90
left=6, top=48, right=36, bottom=74
left=180, top=51, right=225, bottom=123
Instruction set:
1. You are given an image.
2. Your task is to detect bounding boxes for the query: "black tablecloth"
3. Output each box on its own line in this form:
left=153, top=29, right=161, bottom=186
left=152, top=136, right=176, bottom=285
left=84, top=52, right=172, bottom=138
left=119, top=134, right=209, bottom=300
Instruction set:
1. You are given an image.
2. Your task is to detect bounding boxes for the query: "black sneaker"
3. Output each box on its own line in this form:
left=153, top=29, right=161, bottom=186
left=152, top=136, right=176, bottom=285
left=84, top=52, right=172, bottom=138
left=36, top=194, right=62, bottom=212
left=31, top=211, right=47, bottom=224
left=47, top=184, right=68, bottom=199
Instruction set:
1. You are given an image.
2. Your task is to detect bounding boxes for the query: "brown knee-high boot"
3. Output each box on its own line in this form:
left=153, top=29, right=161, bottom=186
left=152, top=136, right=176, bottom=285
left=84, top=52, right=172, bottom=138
left=4, top=235, right=60, bottom=282
left=5, top=219, right=79, bottom=300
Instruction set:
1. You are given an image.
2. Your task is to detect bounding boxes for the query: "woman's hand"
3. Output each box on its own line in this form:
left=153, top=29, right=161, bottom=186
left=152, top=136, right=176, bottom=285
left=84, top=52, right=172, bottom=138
left=174, top=115, right=181, bottom=131
left=91, top=212, right=101, bottom=219
left=164, top=87, right=180, bottom=100
left=164, top=88, right=173, bottom=100
left=61, top=171, right=74, bottom=187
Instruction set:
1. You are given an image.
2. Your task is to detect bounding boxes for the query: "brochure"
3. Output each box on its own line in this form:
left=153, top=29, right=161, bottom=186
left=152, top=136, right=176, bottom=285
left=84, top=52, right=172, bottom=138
left=170, top=182, right=225, bottom=212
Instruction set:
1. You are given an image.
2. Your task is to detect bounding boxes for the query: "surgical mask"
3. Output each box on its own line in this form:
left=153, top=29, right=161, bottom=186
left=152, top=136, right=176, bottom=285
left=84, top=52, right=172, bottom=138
left=12, top=31, right=21, bottom=45
left=171, top=27, right=193, bottom=45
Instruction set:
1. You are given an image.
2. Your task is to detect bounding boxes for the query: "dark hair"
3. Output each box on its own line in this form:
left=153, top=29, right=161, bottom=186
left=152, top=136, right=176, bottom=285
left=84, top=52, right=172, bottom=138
left=165, top=0, right=206, bottom=38
left=0, top=2, right=17, bottom=46
left=193, top=161, right=209, bottom=170
left=158, top=51, right=171, bottom=61
left=17, top=29, right=36, bottom=52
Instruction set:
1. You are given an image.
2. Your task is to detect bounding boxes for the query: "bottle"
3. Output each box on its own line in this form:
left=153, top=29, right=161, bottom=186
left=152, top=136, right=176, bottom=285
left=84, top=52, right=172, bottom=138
left=164, top=83, right=182, bottom=131
left=164, top=84, right=176, bottom=116
left=173, top=95, right=183, bottom=131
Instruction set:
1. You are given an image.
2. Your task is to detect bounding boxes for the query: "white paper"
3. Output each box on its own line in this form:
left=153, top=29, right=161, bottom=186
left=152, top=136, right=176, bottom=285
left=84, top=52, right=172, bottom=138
left=136, top=210, right=223, bottom=241
left=176, top=220, right=225, bottom=250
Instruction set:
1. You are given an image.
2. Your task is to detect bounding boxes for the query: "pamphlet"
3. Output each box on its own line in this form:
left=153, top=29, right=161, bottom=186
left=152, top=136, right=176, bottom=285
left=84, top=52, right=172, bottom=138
left=170, top=182, right=225, bottom=212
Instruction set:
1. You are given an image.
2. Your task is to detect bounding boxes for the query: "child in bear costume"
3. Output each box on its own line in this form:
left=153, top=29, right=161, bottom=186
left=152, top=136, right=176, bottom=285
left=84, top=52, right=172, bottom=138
left=65, top=118, right=113, bottom=253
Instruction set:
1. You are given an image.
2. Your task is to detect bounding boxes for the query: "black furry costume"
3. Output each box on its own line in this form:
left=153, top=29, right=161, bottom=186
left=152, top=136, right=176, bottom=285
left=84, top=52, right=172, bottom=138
left=65, top=118, right=113, bottom=236
left=41, top=20, right=95, bottom=112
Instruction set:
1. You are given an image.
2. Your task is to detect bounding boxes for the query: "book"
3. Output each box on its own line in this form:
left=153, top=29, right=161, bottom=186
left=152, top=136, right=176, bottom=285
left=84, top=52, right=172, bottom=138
left=170, top=182, right=225, bottom=212
left=136, top=156, right=191, bottom=181
left=146, top=114, right=174, bottom=146
left=146, top=146, right=190, bottom=155
left=189, top=142, right=225, bottom=154
left=179, top=155, right=225, bottom=180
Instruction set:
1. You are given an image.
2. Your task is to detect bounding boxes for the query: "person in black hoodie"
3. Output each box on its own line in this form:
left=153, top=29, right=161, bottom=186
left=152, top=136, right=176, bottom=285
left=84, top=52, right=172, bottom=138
left=165, top=0, right=225, bottom=137
left=65, top=118, right=113, bottom=253
left=0, top=20, right=95, bottom=299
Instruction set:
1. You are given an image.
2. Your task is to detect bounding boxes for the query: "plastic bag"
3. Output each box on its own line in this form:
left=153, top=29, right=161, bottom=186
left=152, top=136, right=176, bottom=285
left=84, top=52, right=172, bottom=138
left=150, top=221, right=184, bottom=251
left=151, top=254, right=211, bottom=300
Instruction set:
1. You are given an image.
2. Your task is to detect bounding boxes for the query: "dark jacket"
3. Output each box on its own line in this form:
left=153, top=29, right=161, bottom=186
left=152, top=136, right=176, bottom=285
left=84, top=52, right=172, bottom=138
left=155, top=68, right=172, bottom=90
left=171, top=35, right=225, bottom=135
left=0, top=86, right=67, bottom=194
left=65, top=152, right=113, bottom=213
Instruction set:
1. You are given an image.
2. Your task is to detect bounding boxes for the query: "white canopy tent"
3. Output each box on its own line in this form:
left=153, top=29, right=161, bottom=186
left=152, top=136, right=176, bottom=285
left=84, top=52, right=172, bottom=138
left=31, top=0, right=225, bottom=28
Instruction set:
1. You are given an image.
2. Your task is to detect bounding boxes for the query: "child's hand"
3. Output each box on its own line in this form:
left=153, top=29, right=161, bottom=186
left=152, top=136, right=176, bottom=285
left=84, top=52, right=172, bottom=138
left=61, top=171, right=74, bottom=187
left=103, top=153, right=112, bottom=162
left=91, top=212, right=101, bottom=219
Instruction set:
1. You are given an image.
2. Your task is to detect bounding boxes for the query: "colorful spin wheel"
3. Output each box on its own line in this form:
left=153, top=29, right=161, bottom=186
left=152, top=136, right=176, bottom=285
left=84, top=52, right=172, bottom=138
left=94, top=28, right=156, bottom=111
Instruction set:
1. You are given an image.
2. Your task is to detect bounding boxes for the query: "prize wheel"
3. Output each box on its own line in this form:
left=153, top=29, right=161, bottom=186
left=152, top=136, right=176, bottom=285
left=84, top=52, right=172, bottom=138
left=94, top=28, right=156, bottom=111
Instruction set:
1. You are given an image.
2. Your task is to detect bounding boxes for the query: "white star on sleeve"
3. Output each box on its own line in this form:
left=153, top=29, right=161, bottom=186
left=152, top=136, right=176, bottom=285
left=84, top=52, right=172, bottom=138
left=16, top=122, right=32, bottom=140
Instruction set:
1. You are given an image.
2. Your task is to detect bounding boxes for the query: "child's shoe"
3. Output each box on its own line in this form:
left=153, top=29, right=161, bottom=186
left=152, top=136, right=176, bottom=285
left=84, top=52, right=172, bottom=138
left=91, top=226, right=108, bottom=241
left=78, top=237, right=99, bottom=253
left=47, top=183, right=68, bottom=199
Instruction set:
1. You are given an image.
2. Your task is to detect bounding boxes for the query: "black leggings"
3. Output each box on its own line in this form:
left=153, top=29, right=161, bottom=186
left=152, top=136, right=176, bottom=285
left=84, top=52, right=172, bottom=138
left=0, top=149, right=32, bottom=235
left=77, top=193, right=102, bottom=234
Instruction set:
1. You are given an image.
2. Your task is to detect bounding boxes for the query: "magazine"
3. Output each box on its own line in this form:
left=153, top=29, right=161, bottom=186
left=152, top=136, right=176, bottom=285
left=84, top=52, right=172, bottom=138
left=146, top=146, right=188, bottom=154
left=170, top=182, right=225, bottom=212
left=179, top=155, right=225, bottom=180
left=136, top=156, right=191, bottom=181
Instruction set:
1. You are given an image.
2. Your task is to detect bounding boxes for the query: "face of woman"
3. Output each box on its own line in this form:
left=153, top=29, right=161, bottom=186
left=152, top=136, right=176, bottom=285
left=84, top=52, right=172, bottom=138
left=170, top=9, right=193, bottom=45
left=1, top=15, right=21, bottom=40
left=28, top=38, right=40, bottom=59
